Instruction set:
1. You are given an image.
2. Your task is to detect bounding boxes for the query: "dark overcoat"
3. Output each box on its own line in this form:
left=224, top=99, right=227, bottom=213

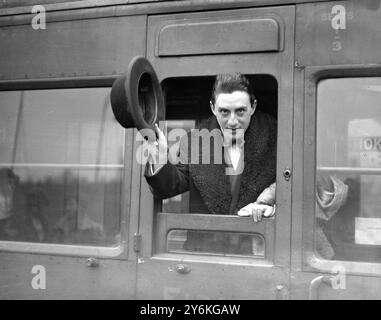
left=145, top=110, right=277, bottom=215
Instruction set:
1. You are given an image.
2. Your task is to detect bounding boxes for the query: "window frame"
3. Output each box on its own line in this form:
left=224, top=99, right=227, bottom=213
left=156, top=213, right=275, bottom=259
left=302, top=65, right=381, bottom=276
left=138, top=73, right=283, bottom=266
left=0, top=76, right=132, bottom=259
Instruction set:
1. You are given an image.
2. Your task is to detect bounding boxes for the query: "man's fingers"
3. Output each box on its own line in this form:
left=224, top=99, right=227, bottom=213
left=143, top=139, right=158, bottom=147
left=238, top=203, right=275, bottom=220
left=237, top=203, right=255, bottom=216
left=252, top=210, right=261, bottom=222
left=263, top=204, right=276, bottom=217
left=256, top=184, right=276, bottom=206
left=237, top=207, right=251, bottom=216
left=155, top=124, right=168, bottom=152
left=256, top=193, right=275, bottom=206
left=252, top=207, right=263, bottom=222
left=155, top=124, right=166, bottom=141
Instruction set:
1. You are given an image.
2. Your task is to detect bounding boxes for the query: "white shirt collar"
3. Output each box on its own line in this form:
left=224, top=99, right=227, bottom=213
left=227, top=144, right=242, bottom=171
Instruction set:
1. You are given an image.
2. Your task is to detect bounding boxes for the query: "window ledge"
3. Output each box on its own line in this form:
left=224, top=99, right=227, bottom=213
left=150, top=252, right=275, bottom=267
left=305, top=252, right=381, bottom=277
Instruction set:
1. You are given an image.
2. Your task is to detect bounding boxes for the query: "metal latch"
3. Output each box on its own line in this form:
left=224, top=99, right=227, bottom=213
left=283, top=168, right=292, bottom=181
left=134, top=233, right=142, bottom=252
left=175, top=263, right=191, bottom=274
left=275, top=284, right=288, bottom=300
left=86, top=257, right=99, bottom=268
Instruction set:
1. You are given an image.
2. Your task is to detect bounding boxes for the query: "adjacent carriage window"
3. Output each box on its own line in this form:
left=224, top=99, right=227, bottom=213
left=316, top=77, right=381, bottom=262
left=0, top=88, right=124, bottom=246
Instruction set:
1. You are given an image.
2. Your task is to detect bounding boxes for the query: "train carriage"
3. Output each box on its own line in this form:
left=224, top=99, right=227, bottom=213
left=0, top=0, right=381, bottom=299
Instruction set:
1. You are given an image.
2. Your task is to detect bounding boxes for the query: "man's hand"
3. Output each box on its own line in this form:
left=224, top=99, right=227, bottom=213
left=154, top=123, right=168, bottom=154
left=256, top=182, right=276, bottom=206
left=237, top=183, right=276, bottom=222
left=237, top=202, right=275, bottom=222
left=145, top=124, right=168, bottom=173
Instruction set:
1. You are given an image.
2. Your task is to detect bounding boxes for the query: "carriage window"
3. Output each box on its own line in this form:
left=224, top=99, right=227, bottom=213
left=0, top=88, right=124, bottom=246
left=316, top=77, right=381, bottom=262
left=167, top=230, right=265, bottom=257
left=158, top=75, right=277, bottom=257
left=162, top=75, right=278, bottom=214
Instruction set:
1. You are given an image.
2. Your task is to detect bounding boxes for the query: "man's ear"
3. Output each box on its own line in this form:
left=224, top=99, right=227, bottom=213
left=210, top=100, right=217, bottom=115
left=250, top=99, right=257, bottom=115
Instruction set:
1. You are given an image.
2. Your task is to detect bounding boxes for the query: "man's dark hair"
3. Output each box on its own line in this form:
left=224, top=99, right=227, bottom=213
left=211, top=73, right=256, bottom=106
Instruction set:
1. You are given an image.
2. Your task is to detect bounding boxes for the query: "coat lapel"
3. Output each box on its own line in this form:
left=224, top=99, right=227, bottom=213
left=189, top=117, right=232, bottom=214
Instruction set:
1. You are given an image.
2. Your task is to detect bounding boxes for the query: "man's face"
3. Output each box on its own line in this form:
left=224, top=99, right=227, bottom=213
left=211, top=91, right=255, bottom=142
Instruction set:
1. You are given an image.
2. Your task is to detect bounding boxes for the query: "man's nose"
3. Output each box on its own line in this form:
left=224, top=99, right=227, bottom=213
left=227, top=114, right=238, bottom=128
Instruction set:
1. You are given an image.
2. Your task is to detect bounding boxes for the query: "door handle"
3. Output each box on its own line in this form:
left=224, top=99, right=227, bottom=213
left=309, top=275, right=335, bottom=300
left=175, top=263, right=191, bottom=274
left=86, top=257, right=100, bottom=268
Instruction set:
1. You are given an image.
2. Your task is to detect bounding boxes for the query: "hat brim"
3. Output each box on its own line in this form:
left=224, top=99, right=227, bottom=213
left=110, top=56, right=165, bottom=131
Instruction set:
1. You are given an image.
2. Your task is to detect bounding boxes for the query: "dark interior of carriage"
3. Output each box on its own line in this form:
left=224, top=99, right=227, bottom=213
left=162, top=75, right=278, bottom=123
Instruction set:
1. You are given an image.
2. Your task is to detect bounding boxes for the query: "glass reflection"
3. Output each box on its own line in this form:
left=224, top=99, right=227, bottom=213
left=167, top=229, right=265, bottom=257
left=316, top=78, right=381, bottom=261
left=0, top=88, right=124, bottom=246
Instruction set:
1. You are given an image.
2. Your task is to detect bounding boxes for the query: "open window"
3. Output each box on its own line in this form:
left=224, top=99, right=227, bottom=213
left=152, top=75, right=278, bottom=259
left=0, top=88, right=124, bottom=248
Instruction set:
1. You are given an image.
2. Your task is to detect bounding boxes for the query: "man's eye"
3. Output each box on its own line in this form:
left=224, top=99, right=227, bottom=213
left=220, top=110, right=229, bottom=116
left=236, top=109, right=245, bottom=115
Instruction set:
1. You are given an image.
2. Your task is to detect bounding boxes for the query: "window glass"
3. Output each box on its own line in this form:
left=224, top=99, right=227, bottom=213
left=167, top=229, right=265, bottom=257
left=0, top=88, right=124, bottom=246
left=316, top=77, right=381, bottom=261
left=162, top=120, right=195, bottom=213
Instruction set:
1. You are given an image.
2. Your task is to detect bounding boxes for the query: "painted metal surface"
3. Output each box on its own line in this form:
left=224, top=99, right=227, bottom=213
left=0, top=15, right=146, bottom=81
left=136, top=259, right=289, bottom=299
left=0, top=0, right=333, bottom=16
left=157, top=18, right=281, bottom=56
left=0, top=252, right=135, bottom=299
left=296, top=0, right=381, bottom=66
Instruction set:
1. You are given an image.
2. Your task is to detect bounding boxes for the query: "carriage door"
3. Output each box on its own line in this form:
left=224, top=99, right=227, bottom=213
left=135, top=6, right=295, bottom=299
